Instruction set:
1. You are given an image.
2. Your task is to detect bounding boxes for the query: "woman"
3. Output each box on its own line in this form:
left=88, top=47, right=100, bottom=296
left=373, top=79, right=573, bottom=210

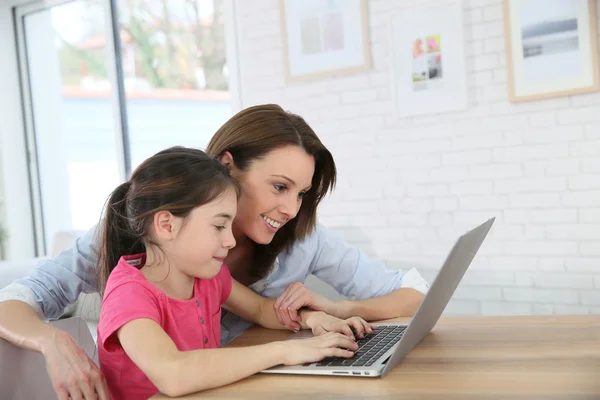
left=0, top=104, right=427, bottom=399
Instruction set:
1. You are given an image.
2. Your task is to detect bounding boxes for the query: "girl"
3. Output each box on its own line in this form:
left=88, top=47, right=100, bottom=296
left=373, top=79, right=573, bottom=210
left=97, top=147, right=371, bottom=399
left=0, top=104, right=427, bottom=400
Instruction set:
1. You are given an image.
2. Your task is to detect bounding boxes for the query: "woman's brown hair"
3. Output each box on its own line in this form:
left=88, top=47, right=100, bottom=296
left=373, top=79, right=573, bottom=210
left=205, top=104, right=336, bottom=278
left=96, top=146, right=239, bottom=294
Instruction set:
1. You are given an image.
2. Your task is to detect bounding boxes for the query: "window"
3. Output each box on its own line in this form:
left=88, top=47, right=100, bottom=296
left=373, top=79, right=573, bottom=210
left=16, top=0, right=237, bottom=255
left=19, top=0, right=122, bottom=252
left=118, top=0, right=233, bottom=169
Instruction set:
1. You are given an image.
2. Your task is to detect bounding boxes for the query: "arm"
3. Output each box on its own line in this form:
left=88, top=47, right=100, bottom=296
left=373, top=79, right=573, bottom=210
left=0, top=226, right=106, bottom=400
left=222, top=279, right=344, bottom=332
left=0, top=225, right=100, bottom=319
left=0, top=300, right=70, bottom=353
left=275, top=224, right=429, bottom=323
left=223, top=279, right=310, bottom=330
left=118, top=318, right=288, bottom=397
left=0, top=300, right=108, bottom=400
left=335, top=288, right=424, bottom=320
left=223, top=280, right=374, bottom=339
left=117, top=318, right=358, bottom=397
left=274, top=283, right=424, bottom=323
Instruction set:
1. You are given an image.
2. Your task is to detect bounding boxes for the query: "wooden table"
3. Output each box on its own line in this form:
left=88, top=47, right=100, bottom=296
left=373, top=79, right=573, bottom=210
left=154, top=315, right=600, bottom=399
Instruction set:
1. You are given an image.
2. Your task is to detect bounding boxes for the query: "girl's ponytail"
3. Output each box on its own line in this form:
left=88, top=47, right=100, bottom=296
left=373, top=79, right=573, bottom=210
left=97, top=181, right=144, bottom=294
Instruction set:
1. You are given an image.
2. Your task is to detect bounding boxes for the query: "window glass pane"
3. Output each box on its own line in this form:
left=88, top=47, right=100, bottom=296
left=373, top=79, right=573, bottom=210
left=23, top=0, right=122, bottom=251
left=118, top=0, right=233, bottom=169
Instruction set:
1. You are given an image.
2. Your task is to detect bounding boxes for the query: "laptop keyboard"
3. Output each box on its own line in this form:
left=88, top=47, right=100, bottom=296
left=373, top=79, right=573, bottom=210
left=314, top=325, right=407, bottom=368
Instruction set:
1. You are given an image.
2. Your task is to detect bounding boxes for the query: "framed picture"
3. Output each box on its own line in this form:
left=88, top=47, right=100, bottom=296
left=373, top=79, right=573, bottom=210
left=390, top=1, right=468, bottom=118
left=503, top=0, right=600, bottom=103
left=279, top=0, right=371, bottom=82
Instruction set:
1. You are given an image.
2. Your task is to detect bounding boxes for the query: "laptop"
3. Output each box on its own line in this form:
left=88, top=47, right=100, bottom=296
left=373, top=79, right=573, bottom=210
left=0, top=317, right=97, bottom=399
left=261, top=217, right=495, bottom=378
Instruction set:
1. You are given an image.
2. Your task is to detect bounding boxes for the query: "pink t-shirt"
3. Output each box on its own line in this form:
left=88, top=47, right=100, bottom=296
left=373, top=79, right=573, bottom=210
left=97, top=254, right=232, bottom=400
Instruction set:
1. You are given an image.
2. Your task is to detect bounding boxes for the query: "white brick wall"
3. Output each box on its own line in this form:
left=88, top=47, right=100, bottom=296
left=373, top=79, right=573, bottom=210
left=235, top=0, right=600, bottom=316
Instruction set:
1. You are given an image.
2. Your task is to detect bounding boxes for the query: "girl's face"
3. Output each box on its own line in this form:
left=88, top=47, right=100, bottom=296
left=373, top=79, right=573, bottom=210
left=225, top=145, right=315, bottom=245
left=164, top=188, right=238, bottom=279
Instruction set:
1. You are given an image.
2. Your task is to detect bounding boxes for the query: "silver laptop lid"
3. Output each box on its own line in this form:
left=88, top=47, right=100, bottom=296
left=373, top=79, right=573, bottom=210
left=381, top=217, right=495, bottom=376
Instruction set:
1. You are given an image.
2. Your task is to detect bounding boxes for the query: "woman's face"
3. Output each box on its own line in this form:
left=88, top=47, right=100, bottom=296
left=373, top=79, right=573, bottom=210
left=225, top=145, right=315, bottom=245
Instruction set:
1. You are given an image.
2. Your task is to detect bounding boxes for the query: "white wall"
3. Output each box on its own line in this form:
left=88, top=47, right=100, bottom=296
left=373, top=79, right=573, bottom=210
left=235, top=0, right=600, bottom=315
left=0, top=154, right=5, bottom=259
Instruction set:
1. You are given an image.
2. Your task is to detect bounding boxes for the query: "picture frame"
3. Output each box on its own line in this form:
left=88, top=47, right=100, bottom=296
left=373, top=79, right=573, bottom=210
left=503, top=0, right=600, bottom=103
left=389, top=1, right=469, bottom=118
left=279, top=0, right=371, bottom=82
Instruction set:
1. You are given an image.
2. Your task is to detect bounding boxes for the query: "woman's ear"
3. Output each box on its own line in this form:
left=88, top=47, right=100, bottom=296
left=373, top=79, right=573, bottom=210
left=218, top=151, right=236, bottom=173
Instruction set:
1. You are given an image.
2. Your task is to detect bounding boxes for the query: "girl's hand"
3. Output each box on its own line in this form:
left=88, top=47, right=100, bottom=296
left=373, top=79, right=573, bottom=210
left=305, top=312, right=376, bottom=340
left=281, top=332, right=359, bottom=366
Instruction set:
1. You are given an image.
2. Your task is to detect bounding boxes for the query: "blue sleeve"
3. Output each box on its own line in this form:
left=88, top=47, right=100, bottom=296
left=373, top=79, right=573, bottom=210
left=12, top=225, right=100, bottom=320
left=310, top=224, right=428, bottom=299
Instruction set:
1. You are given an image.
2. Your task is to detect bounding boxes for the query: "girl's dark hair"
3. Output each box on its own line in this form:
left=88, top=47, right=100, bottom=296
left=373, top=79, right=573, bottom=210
left=205, top=104, right=336, bottom=278
left=96, top=146, right=239, bottom=294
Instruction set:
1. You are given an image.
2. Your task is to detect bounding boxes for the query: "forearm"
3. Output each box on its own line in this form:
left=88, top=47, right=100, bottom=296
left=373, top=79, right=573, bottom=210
left=255, top=298, right=317, bottom=330
left=253, top=298, right=312, bottom=330
left=162, top=342, right=285, bottom=397
left=254, top=298, right=288, bottom=329
left=337, top=288, right=424, bottom=321
left=0, top=300, right=58, bottom=353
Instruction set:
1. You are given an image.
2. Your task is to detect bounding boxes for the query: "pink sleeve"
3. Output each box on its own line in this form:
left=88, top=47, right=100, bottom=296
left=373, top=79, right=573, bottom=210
left=98, top=282, right=162, bottom=352
left=218, top=264, right=233, bottom=304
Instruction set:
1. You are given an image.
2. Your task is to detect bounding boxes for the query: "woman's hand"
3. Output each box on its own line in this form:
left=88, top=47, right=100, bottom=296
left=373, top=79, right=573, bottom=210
left=42, top=329, right=109, bottom=400
left=304, top=311, right=375, bottom=340
left=281, top=332, right=358, bottom=366
left=273, top=283, right=343, bottom=330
